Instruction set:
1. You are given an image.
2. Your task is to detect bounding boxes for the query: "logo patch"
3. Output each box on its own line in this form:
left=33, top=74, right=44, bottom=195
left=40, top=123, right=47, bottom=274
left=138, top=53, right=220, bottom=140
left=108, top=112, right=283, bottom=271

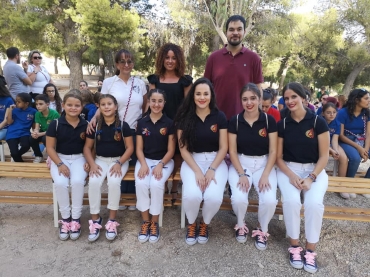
left=160, top=127, right=167, bottom=135
left=142, top=128, right=150, bottom=136
left=305, top=128, right=314, bottom=138
left=80, top=132, right=86, bottom=140
left=27, top=114, right=34, bottom=120
left=114, top=131, right=122, bottom=141
left=259, top=128, right=267, bottom=137
left=210, top=124, right=218, bottom=132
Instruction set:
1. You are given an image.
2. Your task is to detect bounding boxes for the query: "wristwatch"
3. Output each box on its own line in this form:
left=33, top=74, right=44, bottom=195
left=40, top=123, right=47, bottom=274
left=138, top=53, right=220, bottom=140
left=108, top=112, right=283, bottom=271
left=158, top=161, right=165, bottom=166
left=57, top=162, right=64, bottom=167
left=115, top=160, right=122, bottom=166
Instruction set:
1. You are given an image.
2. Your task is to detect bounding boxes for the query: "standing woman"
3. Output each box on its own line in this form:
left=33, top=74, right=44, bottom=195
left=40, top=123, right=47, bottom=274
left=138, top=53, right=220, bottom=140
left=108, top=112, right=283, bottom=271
left=27, top=50, right=52, bottom=101
left=174, top=78, right=228, bottom=245
left=276, top=82, right=329, bottom=274
left=88, top=49, right=147, bottom=208
left=228, top=83, right=278, bottom=249
left=337, top=88, right=370, bottom=198
left=148, top=43, right=193, bottom=202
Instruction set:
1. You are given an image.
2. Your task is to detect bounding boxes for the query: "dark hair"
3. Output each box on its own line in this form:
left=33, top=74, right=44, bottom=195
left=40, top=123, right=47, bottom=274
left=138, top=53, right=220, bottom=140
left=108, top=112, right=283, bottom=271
left=6, top=47, right=19, bottom=59
left=321, top=86, right=326, bottom=90
left=114, top=49, right=133, bottom=75
left=320, top=93, right=329, bottom=101
left=174, top=78, right=217, bottom=152
left=155, top=43, right=186, bottom=78
left=343, top=88, right=370, bottom=119
left=16, top=93, right=32, bottom=105
left=282, top=82, right=306, bottom=99
left=35, top=94, right=50, bottom=103
left=263, top=91, right=273, bottom=101
left=305, top=89, right=311, bottom=102
left=240, top=83, right=261, bottom=99
left=0, top=76, right=12, bottom=99
left=96, top=94, right=121, bottom=141
left=28, top=50, right=41, bottom=64
left=144, top=89, right=167, bottom=117
left=63, top=91, right=83, bottom=105
left=93, top=91, right=101, bottom=104
left=225, top=15, right=246, bottom=31
left=43, top=83, right=62, bottom=114
left=80, top=89, right=94, bottom=105
left=80, top=80, right=88, bottom=87
left=322, top=102, right=337, bottom=113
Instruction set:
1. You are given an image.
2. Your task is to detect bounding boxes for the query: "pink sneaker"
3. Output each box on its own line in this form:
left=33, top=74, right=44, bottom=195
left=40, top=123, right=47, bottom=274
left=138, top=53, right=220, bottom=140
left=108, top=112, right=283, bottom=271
left=288, top=246, right=304, bottom=269
left=105, top=220, right=120, bottom=240
left=58, top=219, right=71, bottom=241
left=251, top=228, right=269, bottom=250
left=69, top=219, right=81, bottom=240
left=88, top=218, right=102, bottom=242
left=303, top=250, right=318, bottom=273
left=234, top=223, right=249, bottom=243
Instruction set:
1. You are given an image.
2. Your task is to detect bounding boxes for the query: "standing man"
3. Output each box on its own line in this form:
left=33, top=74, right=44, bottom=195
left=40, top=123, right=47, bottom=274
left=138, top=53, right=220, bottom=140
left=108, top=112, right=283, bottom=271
left=3, top=47, right=32, bottom=99
left=204, top=15, right=263, bottom=119
left=316, top=86, right=328, bottom=100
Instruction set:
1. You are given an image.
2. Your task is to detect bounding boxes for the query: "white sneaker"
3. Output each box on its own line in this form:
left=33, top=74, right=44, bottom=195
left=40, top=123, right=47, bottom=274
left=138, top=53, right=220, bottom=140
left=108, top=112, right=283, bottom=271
left=128, top=205, right=136, bottom=211
left=340, top=193, right=350, bottom=199
left=362, top=194, right=370, bottom=198
left=349, top=193, right=357, bottom=198
left=118, top=206, right=127, bottom=210
left=33, top=156, right=44, bottom=163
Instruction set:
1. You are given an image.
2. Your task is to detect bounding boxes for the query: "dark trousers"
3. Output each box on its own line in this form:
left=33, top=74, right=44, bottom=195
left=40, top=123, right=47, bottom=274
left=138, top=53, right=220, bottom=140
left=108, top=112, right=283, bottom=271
left=30, top=135, right=46, bottom=157
left=7, top=136, right=31, bottom=162
left=121, top=129, right=137, bottom=194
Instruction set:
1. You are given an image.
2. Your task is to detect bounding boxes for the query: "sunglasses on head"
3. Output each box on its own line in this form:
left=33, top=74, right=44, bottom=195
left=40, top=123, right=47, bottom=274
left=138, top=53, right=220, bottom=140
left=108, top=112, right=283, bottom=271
left=33, top=56, right=42, bottom=60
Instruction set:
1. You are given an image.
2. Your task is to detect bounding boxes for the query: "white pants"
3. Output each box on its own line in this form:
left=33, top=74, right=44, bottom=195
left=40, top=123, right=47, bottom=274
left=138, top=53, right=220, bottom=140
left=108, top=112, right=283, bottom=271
left=277, top=162, right=328, bottom=243
left=50, top=153, right=87, bottom=219
left=135, top=158, right=174, bottom=215
left=88, top=156, right=129, bottom=214
left=228, top=155, right=278, bottom=231
left=181, top=152, right=228, bottom=224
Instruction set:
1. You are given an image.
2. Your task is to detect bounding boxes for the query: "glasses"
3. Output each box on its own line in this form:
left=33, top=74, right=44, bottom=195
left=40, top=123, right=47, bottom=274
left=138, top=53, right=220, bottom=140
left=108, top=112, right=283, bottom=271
left=118, top=60, right=133, bottom=65
left=322, top=97, right=329, bottom=100
left=46, top=90, right=55, bottom=93
left=33, top=56, right=42, bottom=60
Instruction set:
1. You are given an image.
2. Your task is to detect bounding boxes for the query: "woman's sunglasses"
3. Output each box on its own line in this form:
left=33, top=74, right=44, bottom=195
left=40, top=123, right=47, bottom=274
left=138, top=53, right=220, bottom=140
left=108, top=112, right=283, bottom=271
left=33, top=56, right=42, bottom=60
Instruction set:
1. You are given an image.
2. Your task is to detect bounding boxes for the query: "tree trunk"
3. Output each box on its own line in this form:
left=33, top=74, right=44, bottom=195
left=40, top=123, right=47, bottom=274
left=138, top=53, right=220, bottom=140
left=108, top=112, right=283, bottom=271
left=54, top=56, right=58, bottom=74
left=68, top=50, right=83, bottom=90
left=212, top=34, right=221, bottom=51
left=278, top=66, right=289, bottom=93
left=342, top=62, right=369, bottom=97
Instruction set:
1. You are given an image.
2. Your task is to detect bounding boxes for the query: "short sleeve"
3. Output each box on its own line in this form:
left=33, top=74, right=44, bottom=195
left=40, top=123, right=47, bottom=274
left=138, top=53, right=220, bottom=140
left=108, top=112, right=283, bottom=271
left=5, top=97, right=14, bottom=108
left=218, top=111, right=228, bottom=129
left=86, top=128, right=95, bottom=140
left=138, top=79, right=147, bottom=97
left=277, top=120, right=284, bottom=138
left=46, top=119, right=57, bottom=137
left=267, top=115, right=277, bottom=133
left=122, top=121, right=132, bottom=137
left=16, top=66, right=28, bottom=80
left=278, top=97, right=285, bottom=105
left=136, top=118, right=144, bottom=136
left=228, top=115, right=238, bottom=134
left=168, top=122, right=175, bottom=135
left=336, top=108, right=348, bottom=124
left=27, top=65, right=34, bottom=73
left=315, top=116, right=329, bottom=135
left=180, top=75, right=193, bottom=87
left=147, top=74, right=159, bottom=85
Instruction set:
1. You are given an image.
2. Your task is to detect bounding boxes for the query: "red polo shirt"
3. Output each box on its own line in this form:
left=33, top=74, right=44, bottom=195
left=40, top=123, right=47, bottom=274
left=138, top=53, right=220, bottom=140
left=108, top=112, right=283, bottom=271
left=204, top=45, right=263, bottom=119
left=266, top=107, right=281, bottom=122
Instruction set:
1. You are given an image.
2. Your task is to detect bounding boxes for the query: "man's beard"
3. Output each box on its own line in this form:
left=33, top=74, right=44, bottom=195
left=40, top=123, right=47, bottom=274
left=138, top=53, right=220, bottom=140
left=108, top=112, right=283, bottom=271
left=17, top=56, right=21, bottom=64
left=227, top=38, right=242, bottom=47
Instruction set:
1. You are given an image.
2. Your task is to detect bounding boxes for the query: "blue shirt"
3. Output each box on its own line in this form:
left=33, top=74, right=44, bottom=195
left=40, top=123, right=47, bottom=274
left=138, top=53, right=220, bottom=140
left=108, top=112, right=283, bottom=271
left=278, top=97, right=285, bottom=108
left=0, top=96, right=14, bottom=129
left=6, top=107, right=37, bottom=140
left=327, top=119, right=340, bottom=141
left=337, top=107, right=369, bottom=135
left=316, top=107, right=323, bottom=116
left=84, top=103, right=97, bottom=122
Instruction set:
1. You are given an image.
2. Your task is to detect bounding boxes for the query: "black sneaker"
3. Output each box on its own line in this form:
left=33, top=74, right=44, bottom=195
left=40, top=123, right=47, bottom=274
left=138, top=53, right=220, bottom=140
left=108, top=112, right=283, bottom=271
left=185, top=222, right=197, bottom=245
left=88, top=217, right=102, bottom=242
left=303, top=250, right=318, bottom=274
left=70, top=218, right=81, bottom=240
left=138, top=221, right=151, bottom=243
left=149, top=221, right=160, bottom=243
left=197, top=222, right=209, bottom=244
left=288, top=246, right=304, bottom=269
left=251, top=228, right=269, bottom=250
left=58, top=217, right=71, bottom=241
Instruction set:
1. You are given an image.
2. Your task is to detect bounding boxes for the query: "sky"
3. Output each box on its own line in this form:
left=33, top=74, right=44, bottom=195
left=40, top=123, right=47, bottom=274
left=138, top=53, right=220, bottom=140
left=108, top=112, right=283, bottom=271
left=291, top=0, right=319, bottom=14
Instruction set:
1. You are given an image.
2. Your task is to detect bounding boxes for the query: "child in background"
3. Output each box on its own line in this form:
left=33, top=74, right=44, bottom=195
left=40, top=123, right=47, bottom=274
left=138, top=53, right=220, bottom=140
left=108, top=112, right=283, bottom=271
left=46, top=92, right=88, bottom=241
left=0, top=76, right=14, bottom=140
left=43, top=83, right=63, bottom=114
left=30, top=94, right=60, bottom=163
left=6, top=93, right=36, bottom=162
left=84, top=94, right=134, bottom=242
left=93, top=91, right=101, bottom=108
left=322, top=102, right=348, bottom=198
left=81, top=89, right=97, bottom=121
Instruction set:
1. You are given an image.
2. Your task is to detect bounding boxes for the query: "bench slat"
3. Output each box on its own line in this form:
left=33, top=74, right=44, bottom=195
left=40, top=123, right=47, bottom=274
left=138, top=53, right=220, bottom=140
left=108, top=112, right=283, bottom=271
left=0, top=197, right=53, bottom=204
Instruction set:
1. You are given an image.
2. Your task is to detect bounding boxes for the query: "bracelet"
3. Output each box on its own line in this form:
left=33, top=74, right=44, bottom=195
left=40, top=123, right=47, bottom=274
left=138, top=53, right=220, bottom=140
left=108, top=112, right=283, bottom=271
left=158, top=161, right=165, bottom=166
left=208, top=166, right=216, bottom=171
left=115, top=160, right=122, bottom=166
left=57, top=162, right=64, bottom=167
left=238, top=173, right=249, bottom=177
left=306, top=174, right=316, bottom=182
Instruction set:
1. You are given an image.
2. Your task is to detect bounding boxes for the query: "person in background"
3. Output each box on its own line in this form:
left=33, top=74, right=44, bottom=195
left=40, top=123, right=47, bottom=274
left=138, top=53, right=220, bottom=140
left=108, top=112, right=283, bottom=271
left=81, top=89, right=97, bottom=122
left=80, top=80, right=88, bottom=90
left=262, top=91, right=281, bottom=122
left=316, top=86, right=328, bottom=100
left=93, top=91, right=101, bottom=108
left=43, top=83, right=63, bottom=114
left=278, top=95, right=285, bottom=111
left=304, top=90, right=315, bottom=112
left=316, top=94, right=329, bottom=115
left=97, top=79, right=103, bottom=92
left=0, top=76, right=15, bottom=140
left=337, top=95, right=346, bottom=109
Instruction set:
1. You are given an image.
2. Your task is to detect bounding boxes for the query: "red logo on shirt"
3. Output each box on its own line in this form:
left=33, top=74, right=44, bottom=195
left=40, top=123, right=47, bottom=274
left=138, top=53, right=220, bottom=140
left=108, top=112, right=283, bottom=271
left=80, top=132, right=86, bottom=140
left=306, top=128, right=314, bottom=138
left=259, top=128, right=267, bottom=137
left=210, top=124, right=218, bottom=132
left=160, top=127, right=167, bottom=135
left=114, top=131, right=122, bottom=141
left=142, top=128, right=150, bottom=136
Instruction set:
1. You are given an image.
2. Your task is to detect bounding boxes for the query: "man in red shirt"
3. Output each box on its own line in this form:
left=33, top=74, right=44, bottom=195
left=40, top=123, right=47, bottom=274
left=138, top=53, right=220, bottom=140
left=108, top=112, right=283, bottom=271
left=262, top=91, right=281, bottom=122
left=204, top=15, right=264, bottom=119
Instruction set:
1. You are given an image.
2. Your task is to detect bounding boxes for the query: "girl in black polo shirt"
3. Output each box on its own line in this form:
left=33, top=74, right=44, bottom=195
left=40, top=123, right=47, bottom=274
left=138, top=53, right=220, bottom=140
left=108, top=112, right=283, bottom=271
left=174, top=78, right=228, bottom=245
left=46, top=92, right=88, bottom=241
left=276, top=82, right=329, bottom=274
left=228, top=83, right=278, bottom=250
left=135, top=89, right=175, bottom=243
left=84, top=94, right=134, bottom=242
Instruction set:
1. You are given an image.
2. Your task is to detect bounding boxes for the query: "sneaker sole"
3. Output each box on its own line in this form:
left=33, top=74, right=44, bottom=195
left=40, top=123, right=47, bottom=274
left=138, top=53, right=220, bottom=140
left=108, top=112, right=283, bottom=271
left=185, top=238, right=197, bottom=245
left=106, top=233, right=117, bottom=241
left=59, top=234, right=70, bottom=241
left=88, top=233, right=100, bottom=242
left=303, top=265, right=318, bottom=274
left=149, top=235, right=160, bottom=243
left=236, top=237, right=247, bottom=243
left=138, top=236, right=149, bottom=243
left=254, top=241, right=267, bottom=251
left=70, top=233, right=81, bottom=241
left=197, top=238, right=209, bottom=244
left=290, top=261, right=304, bottom=269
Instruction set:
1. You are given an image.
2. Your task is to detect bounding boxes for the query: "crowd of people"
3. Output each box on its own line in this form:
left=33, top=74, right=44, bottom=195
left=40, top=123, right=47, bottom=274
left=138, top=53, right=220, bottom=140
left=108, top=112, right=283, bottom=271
left=2, top=14, right=370, bottom=275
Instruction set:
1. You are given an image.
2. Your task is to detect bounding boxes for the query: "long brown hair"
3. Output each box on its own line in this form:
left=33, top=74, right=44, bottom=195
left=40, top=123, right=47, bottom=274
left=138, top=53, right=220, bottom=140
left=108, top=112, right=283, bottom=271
left=155, top=43, right=185, bottom=78
left=96, top=94, right=121, bottom=141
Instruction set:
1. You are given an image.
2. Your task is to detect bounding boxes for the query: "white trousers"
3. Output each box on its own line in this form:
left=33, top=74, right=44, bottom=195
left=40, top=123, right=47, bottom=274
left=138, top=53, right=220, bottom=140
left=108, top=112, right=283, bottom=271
left=135, top=158, right=174, bottom=215
left=228, top=155, right=278, bottom=231
left=88, top=156, right=129, bottom=214
left=50, top=153, right=87, bottom=219
left=277, top=162, right=328, bottom=243
left=181, top=152, right=228, bottom=224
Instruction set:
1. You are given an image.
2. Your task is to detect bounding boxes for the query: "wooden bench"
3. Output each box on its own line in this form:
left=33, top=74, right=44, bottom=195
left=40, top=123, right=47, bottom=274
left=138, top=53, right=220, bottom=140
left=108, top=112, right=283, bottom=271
left=0, top=162, right=180, bottom=228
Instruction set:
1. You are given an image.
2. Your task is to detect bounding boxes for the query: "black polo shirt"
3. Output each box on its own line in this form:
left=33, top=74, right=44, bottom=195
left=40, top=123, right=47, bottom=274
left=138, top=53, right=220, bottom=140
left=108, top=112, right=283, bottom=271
left=46, top=115, right=88, bottom=155
left=228, top=112, right=277, bottom=156
left=178, top=109, right=227, bottom=153
left=136, top=114, right=174, bottom=160
left=86, top=119, right=132, bottom=157
left=277, top=111, right=328, bottom=163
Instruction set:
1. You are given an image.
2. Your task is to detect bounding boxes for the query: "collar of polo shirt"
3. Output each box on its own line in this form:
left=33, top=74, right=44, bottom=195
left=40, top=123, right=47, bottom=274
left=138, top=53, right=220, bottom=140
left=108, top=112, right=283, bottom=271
left=285, top=109, right=315, bottom=123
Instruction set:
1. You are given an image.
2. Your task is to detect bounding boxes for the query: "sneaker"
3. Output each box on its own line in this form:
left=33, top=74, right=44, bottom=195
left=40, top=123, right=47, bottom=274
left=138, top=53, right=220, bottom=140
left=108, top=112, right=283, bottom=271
left=118, top=205, right=127, bottom=210
left=138, top=221, right=151, bottom=243
left=149, top=221, right=160, bottom=243
left=349, top=193, right=357, bottom=198
left=69, top=219, right=81, bottom=240
left=362, top=194, right=370, bottom=198
left=251, top=228, right=269, bottom=250
left=339, top=193, right=350, bottom=199
left=234, top=223, right=249, bottom=243
left=58, top=218, right=71, bottom=241
left=105, top=220, right=120, bottom=240
left=185, top=222, right=197, bottom=245
left=128, top=205, right=136, bottom=211
left=303, top=250, right=318, bottom=274
left=197, top=222, right=209, bottom=244
left=33, top=156, right=44, bottom=163
left=288, top=246, right=304, bottom=269
left=88, top=218, right=102, bottom=242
